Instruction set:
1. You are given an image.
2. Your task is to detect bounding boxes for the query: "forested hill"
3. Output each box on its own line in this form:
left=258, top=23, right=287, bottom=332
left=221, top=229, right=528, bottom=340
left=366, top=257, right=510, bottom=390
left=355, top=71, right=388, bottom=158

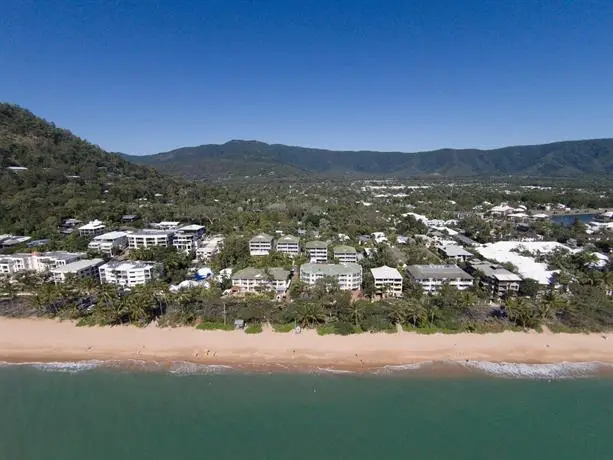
left=124, top=138, right=613, bottom=179
left=0, top=104, right=201, bottom=235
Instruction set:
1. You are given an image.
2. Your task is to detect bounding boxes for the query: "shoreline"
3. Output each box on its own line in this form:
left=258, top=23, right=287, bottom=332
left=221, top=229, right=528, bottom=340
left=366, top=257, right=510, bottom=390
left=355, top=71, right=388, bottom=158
left=1, top=318, right=612, bottom=375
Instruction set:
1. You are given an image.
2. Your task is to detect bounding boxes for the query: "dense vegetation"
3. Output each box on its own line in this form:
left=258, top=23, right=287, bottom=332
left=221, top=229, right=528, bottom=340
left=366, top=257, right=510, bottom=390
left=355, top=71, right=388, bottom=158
left=123, top=138, right=613, bottom=180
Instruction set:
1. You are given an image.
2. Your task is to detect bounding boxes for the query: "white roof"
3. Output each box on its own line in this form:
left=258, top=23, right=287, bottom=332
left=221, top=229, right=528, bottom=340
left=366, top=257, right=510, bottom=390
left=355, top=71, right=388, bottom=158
left=93, top=231, right=128, bottom=240
left=79, top=220, right=105, bottom=230
left=52, top=258, right=104, bottom=273
left=180, top=224, right=205, bottom=231
left=476, top=241, right=572, bottom=285
left=371, top=265, right=402, bottom=279
left=440, top=245, right=472, bottom=257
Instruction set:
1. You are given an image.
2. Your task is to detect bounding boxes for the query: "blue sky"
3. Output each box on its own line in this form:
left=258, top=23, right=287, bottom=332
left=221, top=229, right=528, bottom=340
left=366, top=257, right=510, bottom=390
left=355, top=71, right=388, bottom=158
left=2, top=0, right=612, bottom=154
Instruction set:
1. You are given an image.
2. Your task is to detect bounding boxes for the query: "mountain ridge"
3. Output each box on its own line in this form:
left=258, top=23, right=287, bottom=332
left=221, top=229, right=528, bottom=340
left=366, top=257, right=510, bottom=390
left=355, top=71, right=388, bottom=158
left=123, top=138, right=613, bottom=179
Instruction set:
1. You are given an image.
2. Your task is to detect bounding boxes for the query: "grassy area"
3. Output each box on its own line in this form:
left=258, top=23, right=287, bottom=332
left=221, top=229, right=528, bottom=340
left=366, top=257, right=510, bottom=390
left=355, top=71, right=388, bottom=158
left=244, top=323, right=263, bottom=334
left=272, top=323, right=295, bottom=333
left=196, top=321, right=234, bottom=331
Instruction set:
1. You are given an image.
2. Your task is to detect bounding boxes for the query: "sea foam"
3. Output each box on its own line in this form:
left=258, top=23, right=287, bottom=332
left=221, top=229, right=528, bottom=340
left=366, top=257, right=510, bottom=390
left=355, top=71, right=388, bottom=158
left=457, top=360, right=611, bottom=379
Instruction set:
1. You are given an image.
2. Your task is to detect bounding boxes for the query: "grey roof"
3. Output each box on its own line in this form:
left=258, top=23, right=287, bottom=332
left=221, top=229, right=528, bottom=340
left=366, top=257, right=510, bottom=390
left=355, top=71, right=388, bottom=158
left=453, top=234, right=478, bottom=246
left=100, top=260, right=157, bottom=270
left=406, top=264, right=473, bottom=280
left=52, top=258, right=105, bottom=274
left=232, top=267, right=289, bottom=281
left=277, top=235, right=300, bottom=244
left=250, top=233, right=274, bottom=243
left=305, top=240, right=328, bottom=249
left=469, top=262, right=522, bottom=282
left=38, top=251, right=84, bottom=261
left=300, top=263, right=362, bottom=277
left=130, top=229, right=174, bottom=236
left=333, top=245, right=357, bottom=254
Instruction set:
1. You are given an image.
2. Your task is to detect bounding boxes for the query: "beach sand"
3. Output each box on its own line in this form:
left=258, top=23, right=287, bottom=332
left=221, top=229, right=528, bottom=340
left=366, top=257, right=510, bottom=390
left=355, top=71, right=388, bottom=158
left=0, top=318, right=611, bottom=370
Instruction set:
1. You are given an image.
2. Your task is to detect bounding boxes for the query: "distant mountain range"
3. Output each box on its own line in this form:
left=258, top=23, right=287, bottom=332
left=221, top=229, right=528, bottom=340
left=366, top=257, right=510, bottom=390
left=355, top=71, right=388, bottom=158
left=122, top=138, right=613, bottom=179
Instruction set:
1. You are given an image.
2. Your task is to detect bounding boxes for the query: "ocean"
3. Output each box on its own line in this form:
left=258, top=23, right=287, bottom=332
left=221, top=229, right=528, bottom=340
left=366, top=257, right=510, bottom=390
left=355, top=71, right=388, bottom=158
left=1, top=362, right=612, bottom=460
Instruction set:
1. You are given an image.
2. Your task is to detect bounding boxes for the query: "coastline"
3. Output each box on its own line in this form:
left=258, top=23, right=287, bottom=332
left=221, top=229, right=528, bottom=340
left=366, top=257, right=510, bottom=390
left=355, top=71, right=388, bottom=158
left=1, top=318, right=612, bottom=374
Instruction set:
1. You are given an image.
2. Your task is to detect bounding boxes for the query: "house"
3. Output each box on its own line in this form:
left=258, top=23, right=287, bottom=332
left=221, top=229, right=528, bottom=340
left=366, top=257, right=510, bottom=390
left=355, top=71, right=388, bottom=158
left=51, top=258, right=105, bottom=284
left=173, top=224, right=206, bottom=252
left=121, top=215, right=139, bottom=223
left=27, top=239, right=50, bottom=248
left=276, top=235, right=300, bottom=257
left=371, top=232, right=388, bottom=244
left=78, top=220, right=106, bottom=237
left=249, top=233, right=274, bottom=256
left=231, top=267, right=290, bottom=294
left=437, top=244, right=473, bottom=263
left=0, top=235, right=31, bottom=248
left=195, top=235, right=225, bottom=260
left=333, top=245, right=358, bottom=263
left=453, top=234, right=478, bottom=247
left=127, top=229, right=174, bottom=249
left=0, top=251, right=84, bottom=275
left=299, top=263, right=362, bottom=290
left=88, top=231, right=128, bottom=255
left=357, top=235, right=371, bottom=245
left=371, top=266, right=403, bottom=297
left=98, top=260, right=160, bottom=287
left=405, top=264, right=473, bottom=293
left=467, top=262, right=522, bottom=298
left=150, top=221, right=181, bottom=231
left=305, top=241, right=328, bottom=263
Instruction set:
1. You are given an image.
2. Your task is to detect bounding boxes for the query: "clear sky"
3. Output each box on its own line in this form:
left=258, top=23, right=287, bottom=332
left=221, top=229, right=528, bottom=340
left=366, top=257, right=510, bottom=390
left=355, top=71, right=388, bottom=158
left=2, top=0, right=612, bottom=155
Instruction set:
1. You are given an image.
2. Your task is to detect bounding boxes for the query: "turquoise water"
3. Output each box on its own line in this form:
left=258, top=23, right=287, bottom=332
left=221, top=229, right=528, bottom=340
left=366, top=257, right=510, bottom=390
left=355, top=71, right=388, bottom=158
left=1, top=365, right=613, bottom=460
left=550, top=213, right=596, bottom=226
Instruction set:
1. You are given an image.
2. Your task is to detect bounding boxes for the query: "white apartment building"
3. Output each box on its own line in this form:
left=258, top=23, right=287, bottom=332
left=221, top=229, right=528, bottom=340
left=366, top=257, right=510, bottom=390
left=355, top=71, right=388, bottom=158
left=405, top=264, right=474, bottom=293
left=172, top=225, right=205, bottom=252
left=78, top=220, right=106, bottom=237
left=276, top=235, right=300, bottom=257
left=437, top=244, right=473, bottom=263
left=88, top=231, right=128, bottom=255
left=51, top=258, right=105, bottom=284
left=98, top=260, right=160, bottom=288
left=0, top=251, right=84, bottom=275
left=299, top=263, right=362, bottom=290
left=195, top=235, right=224, bottom=260
left=231, top=267, right=290, bottom=294
left=333, top=245, right=358, bottom=263
left=371, top=265, right=403, bottom=297
left=127, top=229, right=174, bottom=249
left=305, top=241, right=328, bottom=263
left=249, top=233, right=274, bottom=256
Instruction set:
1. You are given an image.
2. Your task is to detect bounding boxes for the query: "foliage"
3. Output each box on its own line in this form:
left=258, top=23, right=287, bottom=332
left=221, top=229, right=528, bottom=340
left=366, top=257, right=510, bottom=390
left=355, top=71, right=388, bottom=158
left=196, top=321, right=234, bottom=331
left=244, top=323, right=263, bottom=334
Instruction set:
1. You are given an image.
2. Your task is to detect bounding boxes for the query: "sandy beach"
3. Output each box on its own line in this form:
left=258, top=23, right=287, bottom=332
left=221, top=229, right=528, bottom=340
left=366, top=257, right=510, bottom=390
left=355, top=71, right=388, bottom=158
left=0, top=318, right=612, bottom=370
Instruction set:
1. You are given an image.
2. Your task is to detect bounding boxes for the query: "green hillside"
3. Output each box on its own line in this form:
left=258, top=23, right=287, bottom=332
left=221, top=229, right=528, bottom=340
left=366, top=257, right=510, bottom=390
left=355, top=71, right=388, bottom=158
left=124, top=138, right=613, bottom=179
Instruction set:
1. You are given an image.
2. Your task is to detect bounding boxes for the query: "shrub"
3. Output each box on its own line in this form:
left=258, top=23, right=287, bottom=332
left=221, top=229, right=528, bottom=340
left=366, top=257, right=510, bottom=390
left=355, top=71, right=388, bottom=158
left=196, top=321, right=234, bottom=331
left=272, top=323, right=294, bottom=333
left=317, top=324, right=336, bottom=336
left=245, top=323, right=263, bottom=334
left=334, top=321, right=355, bottom=336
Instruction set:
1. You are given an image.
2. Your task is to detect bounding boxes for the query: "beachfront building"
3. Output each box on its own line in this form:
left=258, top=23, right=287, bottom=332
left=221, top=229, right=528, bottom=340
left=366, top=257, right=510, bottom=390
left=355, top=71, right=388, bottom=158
left=98, top=260, right=160, bottom=288
left=305, top=241, right=328, bottom=263
left=88, top=231, right=129, bottom=255
left=249, top=233, right=274, bottom=256
left=405, top=264, right=473, bottom=293
left=173, top=224, right=206, bottom=252
left=299, top=263, right=362, bottom=290
left=0, top=251, right=84, bottom=275
left=196, top=235, right=225, bottom=260
left=127, top=229, right=174, bottom=249
left=437, top=244, right=473, bottom=263
left=467, top=262, right=522, bottom=298
left=333, top=245, right=358, bottom=263
left=275, top=235, right=300, bottom=257
left=78, top=220, right=106, bottom=237
left=231, top=267, right=290, bottom=294
left=51, top=258, right=105, bottom=284
left=370, top=265, right=403, bottom=297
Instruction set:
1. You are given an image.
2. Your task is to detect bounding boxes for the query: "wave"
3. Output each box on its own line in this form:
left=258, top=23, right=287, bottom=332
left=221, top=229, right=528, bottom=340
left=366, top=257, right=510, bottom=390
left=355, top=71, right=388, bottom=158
left=457, top=360, right=612, bottom=379
left=373, top=361, right=434, bottom=375
left=0, top=360, right=105, bottom=373
left=167, top=361, right=234, bottom=375
left=315, top=367, right=356, bottom=375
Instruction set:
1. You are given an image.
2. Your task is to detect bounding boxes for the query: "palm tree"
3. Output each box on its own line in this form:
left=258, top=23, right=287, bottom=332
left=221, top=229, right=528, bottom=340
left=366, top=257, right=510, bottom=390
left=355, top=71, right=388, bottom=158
left=405, top=297, right=428, bottom=328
